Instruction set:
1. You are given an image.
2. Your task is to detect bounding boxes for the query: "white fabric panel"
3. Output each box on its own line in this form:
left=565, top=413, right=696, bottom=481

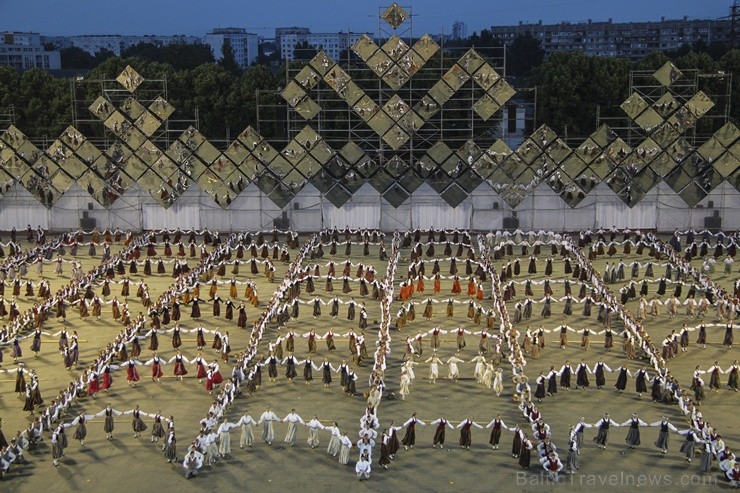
left=3, top=177, right=740, bottom=232
left=200, top=207, right=233, bottom=231
left=289, top=210, right=322, bottom=231
left=381, top=203, right=411, bottom=230
left=323, top=202, right=381, bottom=229
left=142, top=203, right=200, bottom=230
left=595, top=200, right=656, bottom=229
left=0, top=205, right=50, bottom=230
left=471, top=209, right=505, bottom=230
left=227, top=184, right=263, bottom=230
left=412, top=202, right=471, bottom=230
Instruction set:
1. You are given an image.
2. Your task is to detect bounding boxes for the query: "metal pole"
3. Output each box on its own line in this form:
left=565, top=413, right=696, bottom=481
left=254, top=89, right=262, bottom=135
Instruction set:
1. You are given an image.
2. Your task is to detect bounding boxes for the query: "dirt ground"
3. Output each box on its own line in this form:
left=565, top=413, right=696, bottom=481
left=0, top=231, right=736, bottom=493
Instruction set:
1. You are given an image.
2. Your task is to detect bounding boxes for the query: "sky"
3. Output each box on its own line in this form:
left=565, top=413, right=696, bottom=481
left=0, top=0, right=731, bottom=38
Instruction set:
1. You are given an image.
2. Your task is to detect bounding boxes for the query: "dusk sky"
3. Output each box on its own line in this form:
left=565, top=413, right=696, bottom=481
left=1, top=0, right=731, bottom=37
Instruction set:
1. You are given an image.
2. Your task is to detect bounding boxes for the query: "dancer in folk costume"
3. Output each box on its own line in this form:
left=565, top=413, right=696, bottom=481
left=124, top=405, right=148, bottom=438
left=258, top=407, right=280, bottom=445
left=126, top=358, right=142, bottom=387
left=306, top=415, right=325, bottom=449
left=217, top=418, right=238, bottom=457
left=282, top=409, right=305, bottom=446
left=325, top=422, right=342, bottom=457
left=457, top=418, right=484, bottom=450
left=71, top=412, right=95, bottom=446
left=431, top=417, right=454, bottom=448
left=150, top=411, right=166, bottom=443
left=237, top=411, right=257, bottom=448
left=593, top=413, right=620, bottom=450
left=401, top=413, right=426, bottom=450
left=96, top=404, right=122, bottom=440
left=650, top=416, right=678, bottom=454
left=621, top=413, right=647, bottom=449
left=168, top=350, right=189, bottom=381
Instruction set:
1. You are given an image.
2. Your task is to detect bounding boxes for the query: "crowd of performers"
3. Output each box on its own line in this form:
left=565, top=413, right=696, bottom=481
left=0, top=399, right=178, bottom=475
left=0, top=226, right=317, bottom=480
left=0, top=226, right=738, bottom=483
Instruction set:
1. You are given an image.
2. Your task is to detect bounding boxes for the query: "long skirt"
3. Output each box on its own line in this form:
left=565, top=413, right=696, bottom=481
left=20, top=396, right=33, bottom=413
left=132, top=417, right=147, bottom=433
left=615, top=373, right=627, bottom=391
left=566, top=448, right=579, bottom=472
left=284, top=422, right=298, bottom=444
left=433, top=426, right=446, bottom=445
left=338, top=444, right=351, bottom=465
left=518, top=447, right=531, bottom=468
left=401, top=426, right=416, bottom=446
left=625, top=428, right=640, bottom=447
left=240, top=425, right=254, bottom=447
left=165, top=441, right=177, bottom=461
left=679, top=439, right=695, bottom=458
left=307, top=428, right=320, bottom=447
left=512, top=432, right=521, bottom=456
left=489, top=427, right=501, bottom=446
left=654, top=431, right=669, bottom=451
left=73, top=422, right=87, bottom=441
left=152, top=422, right=165, bottom=438
left=594, top=428, right=608, bottom=446
left=104, top=416, right=115, bottom=433
left=219, top=432, right=232, bottom=455
left=699, top=450, right=713, bottom=472
left=262, top=421, right=275, bottom=443
left=459, top=428, right=472, bottom=447
left=327, top=435, right=341, bottom=456
left=379, top=443, right=391, bottom=466
left=52, top=441, right=64, bottom=460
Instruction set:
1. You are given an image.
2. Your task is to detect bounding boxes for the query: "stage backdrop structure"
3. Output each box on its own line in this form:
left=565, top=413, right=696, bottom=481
left=0, top=3, right=738, bottom=231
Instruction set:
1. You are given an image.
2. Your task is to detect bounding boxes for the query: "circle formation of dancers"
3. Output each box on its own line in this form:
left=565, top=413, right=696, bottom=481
left=0, top=226, right=738, bottom=486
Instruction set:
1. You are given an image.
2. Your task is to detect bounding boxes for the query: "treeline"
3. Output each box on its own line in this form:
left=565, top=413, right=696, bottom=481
left=0, top=35, right=738, bottom=142
left=0, top=57, right=280, bottom=141
left=532, top=49, right=740, bottom=138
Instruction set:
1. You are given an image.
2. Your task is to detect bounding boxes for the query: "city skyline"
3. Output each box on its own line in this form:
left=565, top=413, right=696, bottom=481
left=1, top=0, right=731, bottom=38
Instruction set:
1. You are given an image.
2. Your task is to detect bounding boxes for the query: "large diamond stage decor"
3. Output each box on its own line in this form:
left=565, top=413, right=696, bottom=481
left=0, top=12, right=737, bottom=211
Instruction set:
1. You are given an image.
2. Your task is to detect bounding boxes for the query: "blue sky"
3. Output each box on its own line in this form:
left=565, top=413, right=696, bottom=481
left=1, top=0, right=730, bottom=37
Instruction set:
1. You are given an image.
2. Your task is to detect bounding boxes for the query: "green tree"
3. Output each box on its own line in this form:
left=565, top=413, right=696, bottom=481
left=121, top=42, right=162, bottom=63
left=0, top=66, right=20, bottom=110
left=91, top=48, right=116, bottom=67
left=162, top=42, right=214, bottom=70
left=225, top=64, right=280, bottom=136
left=532, top=52, right=630, bottom=138
left=189, top=63, right=236, bottom=137
left=219, top=39, right=240, bottom=74
left=506, top=32, right=544, bottom=77
left=14, top=69, right=71, bottom=137
left=60, top=47, right=94, bottom=69
left=467, top=29, right=504, bottom=58
left=674, top=50, right=719, bottom=73
left=293, top=41, right=318, bottom=60
left=720, top=49, right=740, bottom=124
left=634, top=51, right=671, bottom=71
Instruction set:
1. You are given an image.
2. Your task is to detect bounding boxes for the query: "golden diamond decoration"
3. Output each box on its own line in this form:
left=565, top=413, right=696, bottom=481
left=116, top=65, right=144, bottom=93
left=381, top=3, right=410, bottom=29
left=653, top=62, right=683, bottom=87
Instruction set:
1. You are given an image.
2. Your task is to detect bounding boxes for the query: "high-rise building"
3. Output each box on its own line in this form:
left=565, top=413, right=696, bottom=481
left=0, top=32, right=60, bottom=70
left=279, top=30, right=369, bottom=61
left=488, top=16, right=730, bottom=61
left=43, top=34, right=201, bottom=56
left=204, top=28, right=259, bottom=67
left=452, top=21, right=468, bottom=40
left=275, top=27, right=310, bottom=49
